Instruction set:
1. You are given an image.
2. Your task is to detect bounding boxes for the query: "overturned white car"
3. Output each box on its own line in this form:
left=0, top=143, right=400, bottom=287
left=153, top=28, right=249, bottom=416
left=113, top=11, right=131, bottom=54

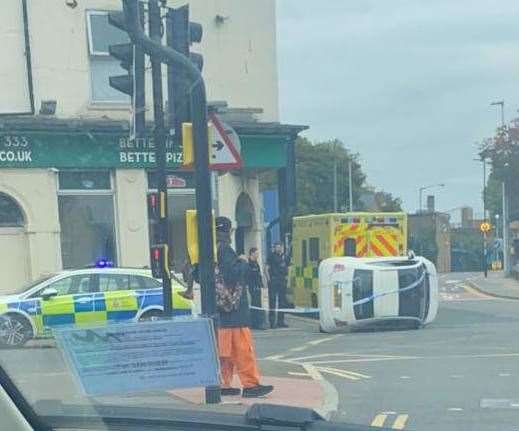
left=318, top=255, right=439, bottom=333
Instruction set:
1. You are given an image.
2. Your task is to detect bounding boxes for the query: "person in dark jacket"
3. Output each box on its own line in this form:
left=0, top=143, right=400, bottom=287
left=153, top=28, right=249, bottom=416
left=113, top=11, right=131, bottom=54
left=215, top=216, right=273, bottom=398
left=266, top=242, right=289, bottom=328
left=247, top=247, right=267, bottom=330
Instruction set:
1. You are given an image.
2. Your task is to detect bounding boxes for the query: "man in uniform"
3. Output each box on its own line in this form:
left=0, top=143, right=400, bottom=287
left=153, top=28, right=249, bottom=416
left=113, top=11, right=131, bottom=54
left=247, top=247, right=267, bottom=330
left=215, top=217, right=274, bottom=398
left=266, top=242, right=289, bottom=328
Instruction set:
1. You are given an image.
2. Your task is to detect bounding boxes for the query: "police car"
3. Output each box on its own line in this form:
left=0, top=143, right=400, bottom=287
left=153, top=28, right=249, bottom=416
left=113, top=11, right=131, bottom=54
left=0, top=267, right=193, bottom=347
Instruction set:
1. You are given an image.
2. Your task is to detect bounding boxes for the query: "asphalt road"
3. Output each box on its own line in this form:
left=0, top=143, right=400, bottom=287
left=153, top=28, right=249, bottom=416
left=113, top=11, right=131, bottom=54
left=258, top=272, right=519, bottom=431
left=2, top=272, right=519, bottom=431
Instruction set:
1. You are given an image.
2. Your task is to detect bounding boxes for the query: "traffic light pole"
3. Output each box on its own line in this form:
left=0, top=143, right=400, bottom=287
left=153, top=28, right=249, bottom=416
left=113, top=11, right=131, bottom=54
left=123, top=0, right=220, bottom=404
left=148, top=1, right=172, bottom=317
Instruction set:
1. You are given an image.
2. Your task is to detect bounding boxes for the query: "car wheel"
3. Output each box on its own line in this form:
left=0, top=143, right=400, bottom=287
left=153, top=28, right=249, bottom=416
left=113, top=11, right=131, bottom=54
left=0, top=315, right=32, bottom=348
left=139, top=310, right=163, bottom=322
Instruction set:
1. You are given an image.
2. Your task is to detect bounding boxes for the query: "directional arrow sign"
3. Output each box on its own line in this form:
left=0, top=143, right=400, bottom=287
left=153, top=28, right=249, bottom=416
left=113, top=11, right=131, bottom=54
left=208, top=112, right=242, bottom=170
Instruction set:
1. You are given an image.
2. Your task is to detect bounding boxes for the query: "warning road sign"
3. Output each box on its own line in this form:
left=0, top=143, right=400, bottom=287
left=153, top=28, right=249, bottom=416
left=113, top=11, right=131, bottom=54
left=208, top=112, right=242, bottom=170
left=480, top=222, right=491, bottom=233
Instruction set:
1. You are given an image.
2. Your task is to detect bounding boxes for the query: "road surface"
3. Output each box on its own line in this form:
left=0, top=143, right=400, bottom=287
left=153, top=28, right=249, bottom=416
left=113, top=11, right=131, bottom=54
left=2, top=272, right=519, bottom=431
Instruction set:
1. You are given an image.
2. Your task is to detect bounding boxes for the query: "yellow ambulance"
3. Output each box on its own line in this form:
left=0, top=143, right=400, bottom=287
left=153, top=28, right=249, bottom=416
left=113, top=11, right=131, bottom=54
left=289, top=212, right=408, bottom=307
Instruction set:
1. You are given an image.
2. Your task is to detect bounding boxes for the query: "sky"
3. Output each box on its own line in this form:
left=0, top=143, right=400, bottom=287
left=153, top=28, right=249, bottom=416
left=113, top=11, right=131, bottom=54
left=276, top=0, right=519, bottom=219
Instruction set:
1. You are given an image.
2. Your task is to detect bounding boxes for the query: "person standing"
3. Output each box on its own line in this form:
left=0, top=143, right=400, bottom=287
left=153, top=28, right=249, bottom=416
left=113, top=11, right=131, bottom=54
left=247, top=247, right=267, bottom=330
left=215, top=217, right=274, bottom=398
left=266, top=241, right=289, bottom=328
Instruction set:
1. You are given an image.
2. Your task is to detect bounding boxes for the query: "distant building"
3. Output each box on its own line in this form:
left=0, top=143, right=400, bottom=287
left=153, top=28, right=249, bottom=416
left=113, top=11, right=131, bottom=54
left=408, top=212, right=451, bottom=273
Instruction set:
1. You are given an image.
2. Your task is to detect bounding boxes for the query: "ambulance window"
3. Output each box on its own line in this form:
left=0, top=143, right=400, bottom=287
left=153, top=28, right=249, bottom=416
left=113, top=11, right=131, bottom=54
left=302, top=240, right=308, bottom=267
left=309, top=237, right=320, bottom=261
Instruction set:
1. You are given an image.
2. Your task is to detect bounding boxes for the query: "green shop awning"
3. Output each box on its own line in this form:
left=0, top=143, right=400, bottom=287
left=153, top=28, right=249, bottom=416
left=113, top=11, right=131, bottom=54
left=0, top=117, right=307, bottom=170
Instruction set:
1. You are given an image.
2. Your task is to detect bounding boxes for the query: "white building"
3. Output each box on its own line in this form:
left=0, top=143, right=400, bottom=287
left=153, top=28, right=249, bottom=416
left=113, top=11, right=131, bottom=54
left=0, top=0, right=305, bottom=292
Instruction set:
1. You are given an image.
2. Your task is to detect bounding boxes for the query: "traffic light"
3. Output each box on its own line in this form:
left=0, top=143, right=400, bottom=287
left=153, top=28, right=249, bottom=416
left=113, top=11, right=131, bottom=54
left=150, top=244, right=170, bottom=279
left=166, top=5, right=204, bottom=143
left=148, top=192, right=160, bottom=221
left=181, top=122, right=214, bottom=167
left=108, top=9, right=145, bottom=136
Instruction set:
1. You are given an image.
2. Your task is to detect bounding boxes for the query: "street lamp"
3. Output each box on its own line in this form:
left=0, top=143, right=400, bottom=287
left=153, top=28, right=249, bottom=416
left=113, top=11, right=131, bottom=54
left=490, top=100, right=510, bottom=275
left=418, top=183, right=445, bottom=212
left=490, top=100, right=505, bottom=128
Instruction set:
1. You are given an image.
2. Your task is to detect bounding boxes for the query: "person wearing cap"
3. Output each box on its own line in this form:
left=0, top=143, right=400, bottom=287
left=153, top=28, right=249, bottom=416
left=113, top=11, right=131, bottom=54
left=266, top=241, right=289, bottom=328
left=215, top=216, right=274, bottom=398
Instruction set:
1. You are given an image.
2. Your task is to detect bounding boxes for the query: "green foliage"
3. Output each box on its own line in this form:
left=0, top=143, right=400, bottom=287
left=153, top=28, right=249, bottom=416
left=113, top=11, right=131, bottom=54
left=259, top=137, right=402, bottom=216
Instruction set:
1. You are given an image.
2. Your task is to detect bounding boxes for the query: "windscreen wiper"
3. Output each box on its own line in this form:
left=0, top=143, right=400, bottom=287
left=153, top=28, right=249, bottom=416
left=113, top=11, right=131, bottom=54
left=36, top=401, right=384, bottom=431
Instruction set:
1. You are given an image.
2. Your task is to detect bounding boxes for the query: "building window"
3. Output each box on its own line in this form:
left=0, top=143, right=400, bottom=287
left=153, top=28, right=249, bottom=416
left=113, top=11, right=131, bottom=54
left=86, top=10, right=130, bottom=103
left=0, top=193, right=24, bottom=227
left=58, top=171, right=117, bottom=269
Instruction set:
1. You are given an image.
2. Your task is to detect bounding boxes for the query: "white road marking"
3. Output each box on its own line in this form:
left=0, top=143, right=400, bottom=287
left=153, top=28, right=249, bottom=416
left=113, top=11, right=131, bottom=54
left=371, top=414, right=387, bottom=427
left=448, top=408, right=463, bottom=411
left=308, top=336, right=339, bottom=346
left=499, top=373, right=511, bottom=377
left=263, top=354, right=286, bottom=361
left=316, top=366, right=372, bottom=381
left=288, top=352, right=410, bottom=362
left=301, top=363, right=340, bottom=420
left=445, top=280, right=461, bottom=285
left=450, top=375, right=464, bottom=378
left=400, top=375, right=411, bottom=379
left=318, top=367, right=360, bottom=381
left=392, top=414, right=409, bottom=430
left=302, top=363, right=325, bottom=381
left=289, top=345, right=309, bottom=352
left=287, top=371, right=311, bottom=377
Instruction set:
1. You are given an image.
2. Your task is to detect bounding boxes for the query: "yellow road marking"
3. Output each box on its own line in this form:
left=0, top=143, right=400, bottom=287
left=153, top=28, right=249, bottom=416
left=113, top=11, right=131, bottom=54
left=461, top=283, right=495, bottom=299
left=371, top=414, right=387, bottom=427
left=392, top=414, right=408, bottom=430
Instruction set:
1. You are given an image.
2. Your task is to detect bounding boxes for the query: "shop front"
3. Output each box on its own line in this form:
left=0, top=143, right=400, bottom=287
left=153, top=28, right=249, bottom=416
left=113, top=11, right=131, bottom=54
left=0, top=117, right=305, bottom=293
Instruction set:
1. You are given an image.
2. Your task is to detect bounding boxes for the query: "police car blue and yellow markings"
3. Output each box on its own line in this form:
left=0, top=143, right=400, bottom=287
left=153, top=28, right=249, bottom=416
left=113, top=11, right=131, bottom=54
left=0, top=284, right=192, bottom=343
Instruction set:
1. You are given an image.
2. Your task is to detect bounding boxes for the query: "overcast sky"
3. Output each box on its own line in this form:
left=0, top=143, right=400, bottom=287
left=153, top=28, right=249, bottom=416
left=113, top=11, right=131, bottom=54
left=276, top=0, right=519, bottom=218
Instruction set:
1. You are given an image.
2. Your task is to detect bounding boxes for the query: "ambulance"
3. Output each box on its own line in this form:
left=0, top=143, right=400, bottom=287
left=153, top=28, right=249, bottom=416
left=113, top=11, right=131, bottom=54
left=289, top=212, right=407, bottom=308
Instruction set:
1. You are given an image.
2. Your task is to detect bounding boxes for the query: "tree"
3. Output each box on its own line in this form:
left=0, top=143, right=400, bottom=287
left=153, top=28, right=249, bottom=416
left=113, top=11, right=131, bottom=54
left=260, top=137, right=402, bottom=215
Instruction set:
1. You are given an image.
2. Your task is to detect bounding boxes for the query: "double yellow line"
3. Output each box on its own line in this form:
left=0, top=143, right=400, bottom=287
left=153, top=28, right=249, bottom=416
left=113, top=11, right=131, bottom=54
left=371, top=413, right=408, bottom=429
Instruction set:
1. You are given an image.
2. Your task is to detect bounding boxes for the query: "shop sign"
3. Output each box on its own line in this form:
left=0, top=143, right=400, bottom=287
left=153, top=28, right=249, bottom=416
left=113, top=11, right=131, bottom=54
left=0, top=133, right=183, bottom=169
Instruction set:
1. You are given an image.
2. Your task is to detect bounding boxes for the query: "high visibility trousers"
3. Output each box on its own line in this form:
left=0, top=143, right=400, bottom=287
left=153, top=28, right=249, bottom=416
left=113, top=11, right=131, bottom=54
left=218, top=327, right=260, bottom=389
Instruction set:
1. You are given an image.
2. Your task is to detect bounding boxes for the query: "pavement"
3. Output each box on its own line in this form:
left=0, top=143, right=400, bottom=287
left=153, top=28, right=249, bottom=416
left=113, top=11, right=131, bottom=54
left=466, top=271, right=519, bottom=300
left=4, top=272, right=519, bottom=430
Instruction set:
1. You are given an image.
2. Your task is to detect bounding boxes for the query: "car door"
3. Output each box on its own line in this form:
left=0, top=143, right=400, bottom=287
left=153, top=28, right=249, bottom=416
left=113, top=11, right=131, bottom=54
left=97, top=274, right=139, bottom=321
left=39, top=274, right=94, bottom=332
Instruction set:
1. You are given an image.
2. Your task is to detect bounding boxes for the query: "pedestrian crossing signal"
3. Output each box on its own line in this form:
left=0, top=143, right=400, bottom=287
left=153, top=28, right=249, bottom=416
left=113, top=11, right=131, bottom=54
left=150, top=244, right=170, bottom=279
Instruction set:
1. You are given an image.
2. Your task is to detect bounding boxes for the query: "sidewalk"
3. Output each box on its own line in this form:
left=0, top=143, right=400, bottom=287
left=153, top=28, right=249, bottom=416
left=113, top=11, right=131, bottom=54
left=169, top=375, right=327, bottom=415
left=467, top=271, right=519, bottom=300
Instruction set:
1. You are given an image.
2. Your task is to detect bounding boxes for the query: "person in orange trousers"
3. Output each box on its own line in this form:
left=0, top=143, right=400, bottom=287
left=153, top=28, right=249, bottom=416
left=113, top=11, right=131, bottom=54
left=215, top=216, right=274, bottom=398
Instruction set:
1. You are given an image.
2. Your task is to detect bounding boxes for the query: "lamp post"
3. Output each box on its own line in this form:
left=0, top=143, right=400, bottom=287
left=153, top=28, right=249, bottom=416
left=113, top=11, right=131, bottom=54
left=490, top=100, right=510, bottom=275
